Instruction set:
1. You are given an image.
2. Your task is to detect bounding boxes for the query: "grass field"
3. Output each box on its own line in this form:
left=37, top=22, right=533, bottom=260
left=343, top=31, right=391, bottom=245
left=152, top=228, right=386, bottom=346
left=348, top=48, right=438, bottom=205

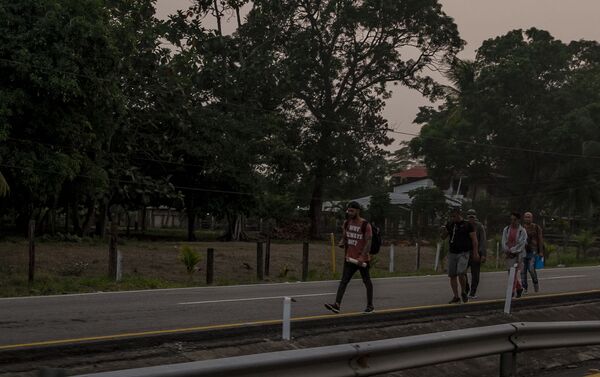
left=0, top=235, right=597, bottom=298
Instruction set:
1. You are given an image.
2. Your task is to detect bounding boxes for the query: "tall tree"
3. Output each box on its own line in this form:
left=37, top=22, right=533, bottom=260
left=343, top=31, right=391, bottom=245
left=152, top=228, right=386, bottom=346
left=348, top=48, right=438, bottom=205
left=411, top=29, right=600, bottom=215
left=240, top=0, right=463, bottom=238
left=0, top=0, right=124, bottom=232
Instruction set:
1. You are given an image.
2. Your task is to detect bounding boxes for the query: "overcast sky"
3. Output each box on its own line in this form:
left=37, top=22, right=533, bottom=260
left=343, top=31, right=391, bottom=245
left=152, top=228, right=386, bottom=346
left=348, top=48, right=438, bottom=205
left=155, top=0, right=600, bottom=148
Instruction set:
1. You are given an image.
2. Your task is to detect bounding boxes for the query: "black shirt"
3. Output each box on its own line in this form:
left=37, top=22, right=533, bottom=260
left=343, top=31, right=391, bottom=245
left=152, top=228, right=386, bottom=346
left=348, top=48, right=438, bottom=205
left=446, top=220, right=475, bottom=254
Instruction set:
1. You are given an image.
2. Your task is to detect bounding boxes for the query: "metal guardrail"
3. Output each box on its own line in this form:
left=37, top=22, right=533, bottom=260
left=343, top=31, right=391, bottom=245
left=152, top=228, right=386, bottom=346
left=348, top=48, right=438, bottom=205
left=70, top=321, right=600, bottom=377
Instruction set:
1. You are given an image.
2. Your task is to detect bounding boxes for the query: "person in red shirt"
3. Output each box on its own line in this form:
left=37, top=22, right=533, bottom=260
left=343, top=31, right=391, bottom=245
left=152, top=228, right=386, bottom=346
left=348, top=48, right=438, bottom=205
left=325, top=201, right=374, bottom=314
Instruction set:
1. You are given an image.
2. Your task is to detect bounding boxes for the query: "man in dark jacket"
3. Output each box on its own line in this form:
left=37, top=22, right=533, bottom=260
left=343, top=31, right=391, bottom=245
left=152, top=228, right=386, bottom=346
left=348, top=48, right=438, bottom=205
left=464, top=209, right=486, bottom=299
left=440, top=207, right=479, bottom=304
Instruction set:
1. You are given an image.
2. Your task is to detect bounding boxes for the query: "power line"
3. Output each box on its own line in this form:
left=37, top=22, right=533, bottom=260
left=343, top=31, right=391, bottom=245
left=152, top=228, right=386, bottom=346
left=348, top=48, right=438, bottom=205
left=6, top=134, right=600, bottom=190
left=386, top=129, right=600, bottom=160
left=3, top=55, right=600, bottom=162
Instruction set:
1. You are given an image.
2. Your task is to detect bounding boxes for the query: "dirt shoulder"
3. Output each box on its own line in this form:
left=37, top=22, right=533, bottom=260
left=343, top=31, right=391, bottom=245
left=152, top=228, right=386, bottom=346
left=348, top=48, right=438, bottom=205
left=0, top=239, right=439, bottom=297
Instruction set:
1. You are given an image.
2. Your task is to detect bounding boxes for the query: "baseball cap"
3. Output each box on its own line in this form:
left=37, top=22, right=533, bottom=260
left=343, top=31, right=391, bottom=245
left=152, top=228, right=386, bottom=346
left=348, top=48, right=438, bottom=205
left=347, top=201, right=362, bottom=210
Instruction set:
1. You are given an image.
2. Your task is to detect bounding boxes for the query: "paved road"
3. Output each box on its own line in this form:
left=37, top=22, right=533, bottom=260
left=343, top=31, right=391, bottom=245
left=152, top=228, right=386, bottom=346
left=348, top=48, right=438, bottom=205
left=1, top=265, right=598, bottom=349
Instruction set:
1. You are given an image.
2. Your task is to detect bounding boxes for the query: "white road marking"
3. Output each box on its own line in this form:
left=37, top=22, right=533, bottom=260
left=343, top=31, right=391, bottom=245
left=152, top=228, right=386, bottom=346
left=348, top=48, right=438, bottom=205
left=0, top=265, right=597, bottom=301
left=178, top=292, right=336, bottom=305
left=539, top=275, right=587, bottom=280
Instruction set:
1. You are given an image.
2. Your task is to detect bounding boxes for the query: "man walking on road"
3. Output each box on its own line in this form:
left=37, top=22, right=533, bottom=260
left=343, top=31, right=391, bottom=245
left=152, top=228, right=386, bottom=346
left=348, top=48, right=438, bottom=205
left=325, top=201, right=374, bottom=314
left=522, top=212, right=543, bottom=293
left=464, top=209, right=487, bottom=299
left=440, top=208, right=479, bottom=304
left=502, top=212, right=528, bottom=298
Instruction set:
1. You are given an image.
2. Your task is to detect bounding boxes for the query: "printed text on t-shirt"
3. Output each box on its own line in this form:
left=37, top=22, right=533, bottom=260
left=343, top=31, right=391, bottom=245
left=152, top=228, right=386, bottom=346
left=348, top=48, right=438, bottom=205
left=346, top=225, right=363, bottom=246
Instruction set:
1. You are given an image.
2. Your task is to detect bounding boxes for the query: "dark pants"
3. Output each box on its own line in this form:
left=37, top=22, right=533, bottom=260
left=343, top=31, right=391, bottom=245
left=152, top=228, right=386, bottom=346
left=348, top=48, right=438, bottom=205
left=335, top=261, right=373, bottom=307
left=521, top=253, right=539, bottom=290
left=464, top=260, right=481, bottom=296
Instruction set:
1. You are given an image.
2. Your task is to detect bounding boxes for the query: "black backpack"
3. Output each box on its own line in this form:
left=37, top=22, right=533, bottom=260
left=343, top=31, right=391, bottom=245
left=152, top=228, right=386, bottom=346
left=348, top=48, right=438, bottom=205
left=369, top=223, right=382, bottom=255
left=344, top=220, right=382, bottom=255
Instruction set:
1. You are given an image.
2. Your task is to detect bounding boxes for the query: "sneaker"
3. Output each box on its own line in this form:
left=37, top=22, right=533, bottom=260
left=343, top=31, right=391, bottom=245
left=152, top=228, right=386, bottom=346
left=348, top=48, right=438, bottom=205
left=468, top=294, right=478, bottom=299
left=324, top=303, right=340, bottom=314
left=363, top=306, right=374, bottom=314
left=516, top=289, right=523, bottom=298
left=461, top=292, right=469, bottom=303
left=448, top=297, right=461, bottom=304
left=534, top=283, right=540, bottom=293
left=522, top=289, right=528, bottom=295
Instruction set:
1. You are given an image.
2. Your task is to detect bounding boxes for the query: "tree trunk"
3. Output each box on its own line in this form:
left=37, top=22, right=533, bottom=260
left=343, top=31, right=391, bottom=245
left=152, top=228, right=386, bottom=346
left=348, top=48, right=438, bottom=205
left=185, top=194, right=197, bottom=241
left=234, top=5, right=242, bottom=28
left=213, top=0, right=222, bottom=36
left=38, top=208, right=49, bottom=235
left=187, top=208, right=197, bottom=241
left=64, top=200, right=70, bottom=233
left=81, top=200, right=96, bottom=237
left=141, top=207, right=147, bottom=233
left=71, top=199, right=82, bottom=236
left=95, top=203, right=108, bottom=238
left=221, top=212, right=248, bottom=241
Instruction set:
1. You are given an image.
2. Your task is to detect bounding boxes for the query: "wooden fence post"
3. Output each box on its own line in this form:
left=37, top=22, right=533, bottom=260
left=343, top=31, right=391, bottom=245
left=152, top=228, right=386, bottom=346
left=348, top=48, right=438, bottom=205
left=265, top=236, right=271, bottom=277
left=302, top=242, right=309, bottom=281
left=28, top=220, right=36, bottom=283
left=108, top=222, right=118, bottom=279
left=256, top=242, right=264, bottom=280
left=206, top=248, right=215, bottom=285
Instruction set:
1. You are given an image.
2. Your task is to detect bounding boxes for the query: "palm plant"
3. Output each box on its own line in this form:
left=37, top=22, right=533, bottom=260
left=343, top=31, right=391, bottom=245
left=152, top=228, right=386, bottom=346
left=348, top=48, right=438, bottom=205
left=179, top=246, right=201, bottom=277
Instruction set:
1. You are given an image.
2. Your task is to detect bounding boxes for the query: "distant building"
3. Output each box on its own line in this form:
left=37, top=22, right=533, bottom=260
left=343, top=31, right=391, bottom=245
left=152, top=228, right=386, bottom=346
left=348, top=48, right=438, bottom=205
left=328, top=166, right=463, bottom=211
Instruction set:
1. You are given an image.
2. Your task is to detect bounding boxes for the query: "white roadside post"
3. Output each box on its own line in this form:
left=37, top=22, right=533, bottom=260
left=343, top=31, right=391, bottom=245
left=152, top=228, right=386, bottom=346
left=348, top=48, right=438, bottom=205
left=496, top=241, right=500, bottom=269
left=434, top=242, right=441, bottom=272
left=389, top=243, right=395, bottom=273
left=282, top=297, right=292, bottom=341
left=504, top=263, right=517, bottom=314
left=116, top=250, right=123, bottom=282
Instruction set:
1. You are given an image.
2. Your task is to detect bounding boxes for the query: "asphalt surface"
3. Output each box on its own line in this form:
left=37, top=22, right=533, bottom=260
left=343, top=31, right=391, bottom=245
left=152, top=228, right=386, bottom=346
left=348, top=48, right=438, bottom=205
left=1, top=265, right=599, bottom=350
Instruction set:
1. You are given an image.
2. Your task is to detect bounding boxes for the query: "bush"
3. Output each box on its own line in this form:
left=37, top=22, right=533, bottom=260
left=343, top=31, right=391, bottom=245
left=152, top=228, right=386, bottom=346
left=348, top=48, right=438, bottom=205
left=544, top=242, right=557, bottom=262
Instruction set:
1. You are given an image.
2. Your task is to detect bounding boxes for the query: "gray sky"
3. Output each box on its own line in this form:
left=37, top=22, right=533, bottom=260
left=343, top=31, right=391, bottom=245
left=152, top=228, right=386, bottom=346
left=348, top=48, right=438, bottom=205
left=156, top=0, right=600, bottom=147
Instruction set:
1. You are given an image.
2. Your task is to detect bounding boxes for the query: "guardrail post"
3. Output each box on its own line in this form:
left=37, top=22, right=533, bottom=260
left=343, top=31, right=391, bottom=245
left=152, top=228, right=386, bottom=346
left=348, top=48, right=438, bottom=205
left=499, top=352, right=517, bottom=377
left=504, top=264, right=517, bottom=314
left=434, top=242, right=441, bottom=272
left=282, top=296, right=292, bottom=341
